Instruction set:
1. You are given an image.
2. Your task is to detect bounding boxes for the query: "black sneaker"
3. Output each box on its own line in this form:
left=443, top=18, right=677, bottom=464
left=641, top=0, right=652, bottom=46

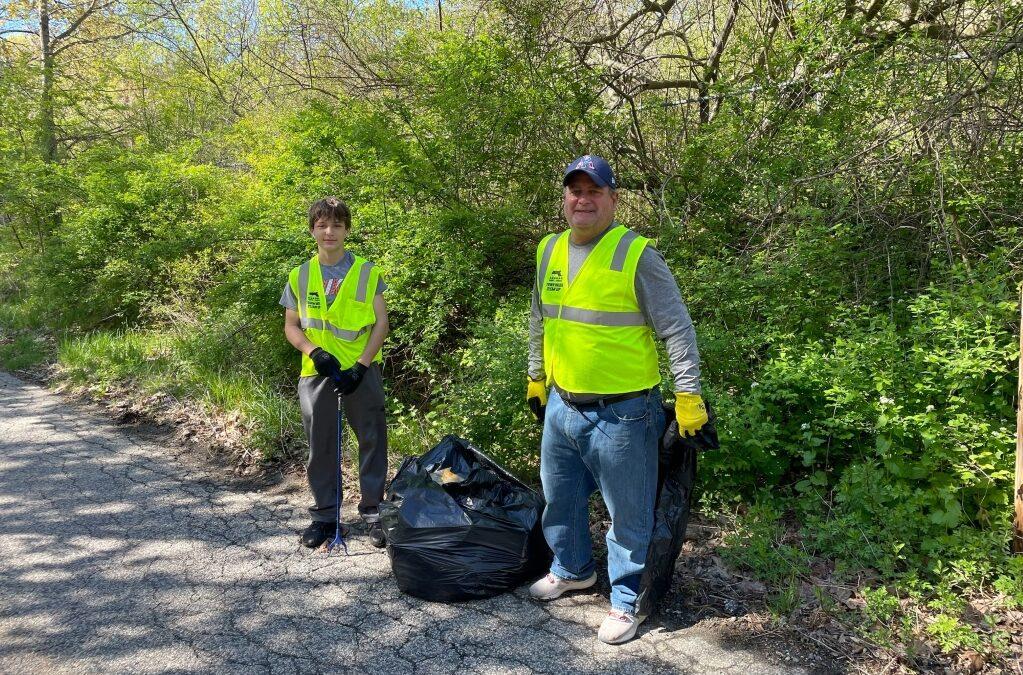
left=368, top=522, right=386, bottom=548
left=301, top=521, right=348, bottom=548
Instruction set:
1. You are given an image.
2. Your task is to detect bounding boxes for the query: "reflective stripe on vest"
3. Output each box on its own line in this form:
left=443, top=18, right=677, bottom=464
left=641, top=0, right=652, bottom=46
left=299, top=317, right=370, bottom=341
left=537, top=225, right=660, bottom=394
left=539, top=304, right=646, bottom=326
left=536, top=232, right=563, bottom=290
left=355, top=261, right=376, bottom=303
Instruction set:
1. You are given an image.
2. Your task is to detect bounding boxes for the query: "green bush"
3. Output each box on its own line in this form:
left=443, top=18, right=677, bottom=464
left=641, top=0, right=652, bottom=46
left=32, top=143, right=226, bottom=328
left=425, top=291, right=542, bottom=479
left=703, top=256, right=1018, bottom=588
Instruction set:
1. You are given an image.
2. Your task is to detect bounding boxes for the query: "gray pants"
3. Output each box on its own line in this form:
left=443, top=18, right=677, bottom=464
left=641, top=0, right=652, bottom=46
left=298, top=364, right=388, bottom=524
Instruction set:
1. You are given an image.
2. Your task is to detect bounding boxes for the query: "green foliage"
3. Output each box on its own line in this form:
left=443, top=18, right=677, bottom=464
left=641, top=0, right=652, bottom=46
left=766, top=576, right=804, bottom=617
left=1, top=0, right=1021, bottom=644
left=425, top=291, right=543, bottom=478
left=57, top=325, right=304, bottom=462
left=853, top=586, right=914, bottom=648
left=0, top=297, right=42, bottom=331
left=0, top=333, right=49, bottom=371
left=697, top=258, right=1019, bottom=584
left=992, top=556, right=1023, bottom=608
left=721, top=500, right=811, bottom=585
left=862, top=585, right=900, bottom=625
left=32, top=143, right=226, bottom=327
left=925, top=613, right=984, bottom=653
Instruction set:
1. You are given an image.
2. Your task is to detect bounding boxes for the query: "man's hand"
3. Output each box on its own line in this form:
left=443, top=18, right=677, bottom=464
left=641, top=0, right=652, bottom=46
left=310, top=347, right=341, bottom=378
left=333, top=362, right=368, bottom=396
left=674, top=392, right=708, bottom=437
left=526, top=378, right=548, bottom=424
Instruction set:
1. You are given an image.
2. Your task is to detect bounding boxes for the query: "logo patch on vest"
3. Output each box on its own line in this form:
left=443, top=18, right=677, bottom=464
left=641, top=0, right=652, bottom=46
left=306, top=293, right=322, bottom=310
left=545, top=269, right=564, bottom=293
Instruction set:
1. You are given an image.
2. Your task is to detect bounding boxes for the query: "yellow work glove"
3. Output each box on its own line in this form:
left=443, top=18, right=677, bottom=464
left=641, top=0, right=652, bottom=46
left=675, top=392, right=708, bottom=437
left=526, top=378, right=548, bottom=424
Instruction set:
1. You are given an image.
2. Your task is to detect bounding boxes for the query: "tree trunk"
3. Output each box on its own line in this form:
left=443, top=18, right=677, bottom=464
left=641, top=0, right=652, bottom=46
left=38, top=0, right=57, bottom=164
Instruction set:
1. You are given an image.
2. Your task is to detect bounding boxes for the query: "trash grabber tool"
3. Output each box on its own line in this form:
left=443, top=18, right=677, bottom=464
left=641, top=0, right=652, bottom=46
left=326, top=391, right=349, bottom=555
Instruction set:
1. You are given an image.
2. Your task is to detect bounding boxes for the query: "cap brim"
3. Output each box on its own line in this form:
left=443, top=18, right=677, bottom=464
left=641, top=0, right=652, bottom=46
left=563, top=168, right=610, bottom=188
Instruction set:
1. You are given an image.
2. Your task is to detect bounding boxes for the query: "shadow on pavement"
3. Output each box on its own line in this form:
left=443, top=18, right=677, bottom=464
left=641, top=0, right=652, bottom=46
left=0, top=374, right=832, bottom=674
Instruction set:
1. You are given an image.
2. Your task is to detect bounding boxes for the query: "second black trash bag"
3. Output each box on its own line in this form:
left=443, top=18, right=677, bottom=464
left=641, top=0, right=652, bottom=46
left=379, top=435, right=551, bottom=602
left=634, top=403, right=719, bottom=618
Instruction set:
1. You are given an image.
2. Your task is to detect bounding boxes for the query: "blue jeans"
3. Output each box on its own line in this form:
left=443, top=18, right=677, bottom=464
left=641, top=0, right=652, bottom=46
left=539, top=388, right=665, bottom=614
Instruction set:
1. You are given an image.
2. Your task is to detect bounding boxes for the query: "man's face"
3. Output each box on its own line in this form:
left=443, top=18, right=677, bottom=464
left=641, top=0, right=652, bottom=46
left=563, top=172, right=618, bottom=239
left=311, top=216, right=348, bottom=254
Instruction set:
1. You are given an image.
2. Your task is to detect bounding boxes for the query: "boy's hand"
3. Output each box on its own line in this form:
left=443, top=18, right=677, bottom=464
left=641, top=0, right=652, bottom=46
left=333, top=363, right=368, bottom=396
left=310, top=347, right=341, bottom=378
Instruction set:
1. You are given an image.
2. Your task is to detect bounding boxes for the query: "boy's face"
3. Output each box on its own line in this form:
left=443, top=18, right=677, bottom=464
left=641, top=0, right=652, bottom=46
left=310, top=216, right=348, bottom=255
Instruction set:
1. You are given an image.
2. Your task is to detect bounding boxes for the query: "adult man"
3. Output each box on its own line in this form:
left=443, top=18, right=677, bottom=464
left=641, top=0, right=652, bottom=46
left=526, top=156, right=707, bottom=644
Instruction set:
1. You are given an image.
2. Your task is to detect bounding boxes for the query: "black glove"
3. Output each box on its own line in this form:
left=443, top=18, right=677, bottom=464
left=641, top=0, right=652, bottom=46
left=309, top=347, right=341, bottom=378
left=333, top=362, right=368, bottom=396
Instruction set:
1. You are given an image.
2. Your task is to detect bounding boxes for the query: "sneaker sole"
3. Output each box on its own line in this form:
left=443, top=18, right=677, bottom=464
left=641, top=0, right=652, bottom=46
left=529, top=574, right=598, bottom=601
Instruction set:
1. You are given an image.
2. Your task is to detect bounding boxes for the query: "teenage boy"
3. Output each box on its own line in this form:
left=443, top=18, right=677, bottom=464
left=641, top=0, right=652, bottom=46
left=281, top=197, right=390, bottom=549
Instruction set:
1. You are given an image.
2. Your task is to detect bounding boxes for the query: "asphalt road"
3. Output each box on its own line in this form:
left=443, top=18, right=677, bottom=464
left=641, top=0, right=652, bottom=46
left=0, top=371, right=815, bottom=674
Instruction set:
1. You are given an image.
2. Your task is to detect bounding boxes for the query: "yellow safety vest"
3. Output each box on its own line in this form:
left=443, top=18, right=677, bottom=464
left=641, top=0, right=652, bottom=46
left=536, top=224, right=660, bottom=394
left=289, top=254, right=383, bottom=377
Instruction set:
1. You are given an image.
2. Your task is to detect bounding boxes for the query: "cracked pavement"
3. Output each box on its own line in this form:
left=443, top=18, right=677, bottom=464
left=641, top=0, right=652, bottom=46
left=0, top=371, right=818, bottom=674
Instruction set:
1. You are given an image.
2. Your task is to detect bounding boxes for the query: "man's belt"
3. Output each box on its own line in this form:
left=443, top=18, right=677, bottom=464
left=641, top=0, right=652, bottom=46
left=557, top=387, right=650, bottom=409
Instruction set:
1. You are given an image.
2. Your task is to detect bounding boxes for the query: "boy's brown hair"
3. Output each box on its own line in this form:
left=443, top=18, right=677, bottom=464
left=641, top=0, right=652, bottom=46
left=308, top=196, right=351, bottom=230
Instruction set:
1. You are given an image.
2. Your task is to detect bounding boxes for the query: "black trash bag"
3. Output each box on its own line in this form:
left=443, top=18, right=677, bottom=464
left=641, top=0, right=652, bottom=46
left=634, top=403, right=719, bottom=618
left=380, top=435, right=551, bottom=602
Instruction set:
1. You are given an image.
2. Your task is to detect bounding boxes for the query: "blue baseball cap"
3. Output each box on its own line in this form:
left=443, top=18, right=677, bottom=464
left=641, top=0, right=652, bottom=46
left=562, top=155, right=617, bottom=189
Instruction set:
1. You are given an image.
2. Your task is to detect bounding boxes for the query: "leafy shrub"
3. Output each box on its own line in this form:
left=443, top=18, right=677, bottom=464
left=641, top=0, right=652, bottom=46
left=32, top=143, right=225, bottom=328
left=704, top=257, right=1018, bottom=583
left=425, top=291, right=542, bottom=479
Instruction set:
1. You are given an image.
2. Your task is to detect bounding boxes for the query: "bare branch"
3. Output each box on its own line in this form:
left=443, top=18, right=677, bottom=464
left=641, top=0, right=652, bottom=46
left=577, top=0, right=679, bottom=46
left=52, top=0, right=113, bottom=44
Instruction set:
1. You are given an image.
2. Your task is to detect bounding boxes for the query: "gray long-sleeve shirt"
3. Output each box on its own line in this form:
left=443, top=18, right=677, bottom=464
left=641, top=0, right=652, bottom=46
left=528, top=226, right=702, bottom=397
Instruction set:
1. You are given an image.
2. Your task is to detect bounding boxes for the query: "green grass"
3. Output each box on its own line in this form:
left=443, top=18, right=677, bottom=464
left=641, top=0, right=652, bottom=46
left=0, top=298, right=51, bottom=370
left=0, top=333, right=49, bottom=370
left=0, top=297, right=43, bottom=331
left=41, top=318, right=429, bottom=465
left=57, top=327, right=304, bottom=461
left=720, top=500, right=812, bottom=587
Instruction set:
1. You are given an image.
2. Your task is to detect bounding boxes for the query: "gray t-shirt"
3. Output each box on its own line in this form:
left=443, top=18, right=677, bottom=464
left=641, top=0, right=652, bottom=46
left=528, top=225, right=702, bottom=397
left=280, top=251, right=386, bottom=310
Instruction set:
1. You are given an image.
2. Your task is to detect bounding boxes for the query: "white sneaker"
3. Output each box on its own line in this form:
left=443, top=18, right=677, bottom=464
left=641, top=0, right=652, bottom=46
left=527, top=572, right=597, bottom=601
left=597, top=609, right=644, bottom=644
